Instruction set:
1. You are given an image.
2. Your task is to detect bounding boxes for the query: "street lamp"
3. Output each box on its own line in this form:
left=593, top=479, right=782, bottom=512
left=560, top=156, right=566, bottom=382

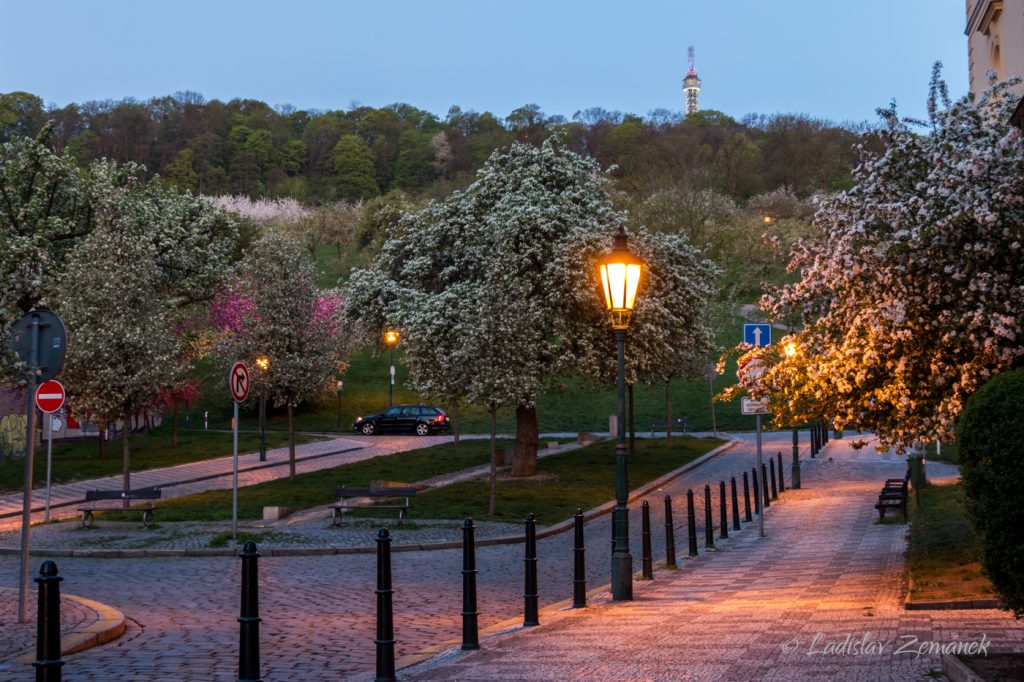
left=384, top=330, right=399, bottom=408
left=782, top=341, right=801, bottom=489
left=599, top=227, right=644, bottom=602
left=255, top=355, right=270, bottom=462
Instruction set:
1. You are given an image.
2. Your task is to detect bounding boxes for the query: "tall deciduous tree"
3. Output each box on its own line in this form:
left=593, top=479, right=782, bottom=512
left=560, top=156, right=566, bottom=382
left=347, top=137, right=627, bottom=476
left=214, top=233, right=356, bottom=477
left=743, top=72, right=1024, bottom=449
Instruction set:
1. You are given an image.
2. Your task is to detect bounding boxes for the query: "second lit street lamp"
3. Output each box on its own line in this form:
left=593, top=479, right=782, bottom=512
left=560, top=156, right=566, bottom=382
left=255, top=355, right=270, bottom=461
left=599, top=227, right=644, bottom=602
left=384, top=330, right=399, bottom=408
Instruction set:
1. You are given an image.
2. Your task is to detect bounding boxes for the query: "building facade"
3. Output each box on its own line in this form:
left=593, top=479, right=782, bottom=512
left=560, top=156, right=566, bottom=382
left=966, top=0, right=1024, bottom=97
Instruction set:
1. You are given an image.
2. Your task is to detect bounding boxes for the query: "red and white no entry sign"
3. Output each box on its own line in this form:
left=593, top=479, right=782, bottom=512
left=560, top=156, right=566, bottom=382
left=229, top=362, right=250, bottom=403
left=35, top=380, right=65, bottom=414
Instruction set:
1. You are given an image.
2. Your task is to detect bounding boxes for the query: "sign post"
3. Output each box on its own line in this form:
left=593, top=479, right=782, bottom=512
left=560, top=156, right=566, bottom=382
left=739, top=323, right=772, bottom=539
left=36, top=380, right=66, bottom=524
left=229, top=362, right=250, bottom=542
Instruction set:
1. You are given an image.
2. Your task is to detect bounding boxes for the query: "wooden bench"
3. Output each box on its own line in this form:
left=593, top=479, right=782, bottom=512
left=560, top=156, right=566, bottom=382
left=78, top=488, right=161, bottom=528
left=874, top=470, right=910, bottom=522
left=649, top=416, right=688, bottom=436
left=329, top=485, right=416, bottom=526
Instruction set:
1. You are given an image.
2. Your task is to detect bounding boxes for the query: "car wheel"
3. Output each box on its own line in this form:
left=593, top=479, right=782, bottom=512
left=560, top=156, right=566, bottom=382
left=415, top=422, right=430, bottom=436
left=361, top=422, right=376, bottom=435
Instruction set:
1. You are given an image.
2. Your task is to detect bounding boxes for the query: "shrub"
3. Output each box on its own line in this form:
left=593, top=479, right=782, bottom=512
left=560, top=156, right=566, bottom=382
left=959, top=368, right=1024, bottom=617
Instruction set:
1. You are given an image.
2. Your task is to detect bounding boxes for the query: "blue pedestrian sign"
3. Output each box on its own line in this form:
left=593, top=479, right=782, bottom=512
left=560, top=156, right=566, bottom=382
left=743, top=323, right=772, bottom=348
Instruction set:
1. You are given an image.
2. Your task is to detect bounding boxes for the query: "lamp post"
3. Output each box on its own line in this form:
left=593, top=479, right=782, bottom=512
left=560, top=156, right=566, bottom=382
left=599, top=227, right=644, bottom=602
left=255, top=356, right=270, bottom=462
left=783, top=341, right=801, bottom=489
left=384, top=330, right=399, bottom=408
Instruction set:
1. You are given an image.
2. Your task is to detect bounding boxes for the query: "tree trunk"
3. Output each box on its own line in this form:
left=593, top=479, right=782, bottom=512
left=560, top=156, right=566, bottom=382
left=171, top=403, right=179, bottom=447
left=665, top=381, right=672, bottom=442
left=511, top=404, right=538, bottom=477
left=452, top=404, right=460, bottom=446
left=98, top=425, right=105, bottom=460
left=488, top=408, right=497, bottom=517
left=288, top=403, right=296, bottom=480
left=628, top=383, right=635, bottom=456
left=122, top=413, right=131, bottom=507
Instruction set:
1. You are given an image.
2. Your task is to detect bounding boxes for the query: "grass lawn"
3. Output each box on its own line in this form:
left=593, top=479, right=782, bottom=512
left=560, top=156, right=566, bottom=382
left=0, top=427, right=318, bottom=494
left=906, top=482, right=995, bottom=602
left=138, top=438, right=520, bottom=522
left=410, top=437, right=722, bottom=524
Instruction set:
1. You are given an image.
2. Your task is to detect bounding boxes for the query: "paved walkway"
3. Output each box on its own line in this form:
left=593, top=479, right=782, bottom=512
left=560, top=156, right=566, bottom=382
left=401, top=437, right=1022, bottom=682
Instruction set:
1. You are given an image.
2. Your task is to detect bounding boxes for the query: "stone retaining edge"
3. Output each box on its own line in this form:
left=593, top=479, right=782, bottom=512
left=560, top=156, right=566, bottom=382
left=0, top=438, right=741, bottom=559
left=13, top=593, right=126, bottom=664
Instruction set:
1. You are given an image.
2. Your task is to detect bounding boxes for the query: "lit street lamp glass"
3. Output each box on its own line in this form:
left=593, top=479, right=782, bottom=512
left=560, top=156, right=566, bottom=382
left=255, top=355, right=270, bottom=370
left=384, top=330, right=400, bottom=346
left=784, top=342, right=797, bottom=358
left=599, top=227, right=644, bottom=602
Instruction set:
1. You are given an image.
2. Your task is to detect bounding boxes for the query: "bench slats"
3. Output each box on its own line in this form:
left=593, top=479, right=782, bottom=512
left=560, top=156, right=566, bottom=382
left=85, top=488, right=161, bottom=501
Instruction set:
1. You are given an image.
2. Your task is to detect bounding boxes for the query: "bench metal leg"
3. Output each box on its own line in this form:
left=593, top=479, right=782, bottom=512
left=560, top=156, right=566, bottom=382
left=143, top=510, right=154, bottom=528
left=398, top=508, right=407, bottom=526
left=332, top=508, right=343, bottom=527
left=82, top=511, right=94, bottom=529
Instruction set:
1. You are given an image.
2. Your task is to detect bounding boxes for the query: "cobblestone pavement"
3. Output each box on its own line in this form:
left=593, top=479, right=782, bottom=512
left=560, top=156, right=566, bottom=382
left=0, top=587, right=94, bottom=665
left=1, top=432, right=1009, bottom=681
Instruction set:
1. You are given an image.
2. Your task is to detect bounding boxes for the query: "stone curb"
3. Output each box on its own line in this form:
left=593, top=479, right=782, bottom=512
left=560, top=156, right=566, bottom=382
left=941, top=654, right=985, bottom=682
left=905, top=598, right=1005, bottom=611
left=0, top=438, right=740, bottom=559
left=13, top=593, right=126, bottom=664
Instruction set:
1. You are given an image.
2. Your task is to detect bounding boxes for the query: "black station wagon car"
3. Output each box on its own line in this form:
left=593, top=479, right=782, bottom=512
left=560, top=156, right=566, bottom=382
left=353, top=405, right=450, bottom=436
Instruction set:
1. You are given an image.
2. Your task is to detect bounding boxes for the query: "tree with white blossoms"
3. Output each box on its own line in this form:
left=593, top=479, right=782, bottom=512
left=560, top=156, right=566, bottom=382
left=347, top=136, right=624, bottom=476
left=54, top=160, right=237, bottom=487
left=214, top=233, right=355, bottom=478
left=733, top=69, right=1024, bottom=450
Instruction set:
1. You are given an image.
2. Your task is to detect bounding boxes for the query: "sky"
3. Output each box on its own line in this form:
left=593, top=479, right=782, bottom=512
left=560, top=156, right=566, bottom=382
left=0, top=0, right=970, bottom=125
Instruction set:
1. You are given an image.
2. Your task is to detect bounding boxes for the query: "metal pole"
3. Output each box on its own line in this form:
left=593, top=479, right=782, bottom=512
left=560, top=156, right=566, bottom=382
left=719, top=481, right=728, bottom=539
left=763, top=463, right=771, bottom=508
left=461, top=519, right=479, bottom=650
left=686, top=489, right=698, bottom=557
left=641, top=501, right=653, bottom=580
left=743, top=472, right=752, bottom=522
left=664, top=496, right=676, bottom=569
left=703, top=484, right=714, bottom=549
left=18, top=316, right=39, bottom=624
left=792, top=427, right=801, bottom=489
left=34, top=560, right=64, bottom=682
left=238, top=541, right=262, bottom=682
left=707, top=375, right=717, bottom=437
left=524, top=514, right=539, bottom=625
left=258, top=394, right=266, bottom=462
left=388, top=347, right=394, bottom=408
left=232, top=401, right=239, bottom=542
left=573, top=509, right=587, bottom=608
left=769, top=458, right=778, bottom=500
left=756, top=413, right=765, bottom=538
left=611, top=329, right=632, bottom=601
left=777, top=452, right=785, bottom=493
left=731, top=477, right=741, bottom=531
left=375, top=529, right=395, bottom=682
left=44, top=412, right=53, bottom=523
left=752, top=468, right=761, bottom=515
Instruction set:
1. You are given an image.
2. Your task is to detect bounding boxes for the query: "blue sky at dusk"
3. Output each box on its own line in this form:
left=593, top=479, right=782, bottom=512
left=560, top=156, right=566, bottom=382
left=1, top=0, right=969, bottom=124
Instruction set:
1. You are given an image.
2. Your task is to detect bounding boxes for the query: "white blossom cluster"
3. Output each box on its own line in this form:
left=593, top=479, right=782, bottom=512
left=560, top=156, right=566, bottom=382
left=754, top=75, right=1024, bottom=449
left=206, top=195, right=310, bottom=225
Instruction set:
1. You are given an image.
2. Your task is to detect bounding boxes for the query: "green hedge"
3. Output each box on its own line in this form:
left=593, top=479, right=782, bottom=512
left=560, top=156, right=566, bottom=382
left=959, top=368, right=1024, bottom=617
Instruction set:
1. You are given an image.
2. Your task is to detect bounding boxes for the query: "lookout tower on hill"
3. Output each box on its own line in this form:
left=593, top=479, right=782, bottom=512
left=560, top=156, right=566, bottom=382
left=683, top=46, right=701, bottom=115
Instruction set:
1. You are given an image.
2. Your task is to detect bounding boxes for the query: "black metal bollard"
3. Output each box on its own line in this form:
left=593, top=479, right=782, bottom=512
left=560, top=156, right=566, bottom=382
left=573, top=509, right=587, bottom=608
left=664, top=496, right=677, bottom=569
left=777, top=452, right=785, bottom=492
left=792, top=427, right=802, bottom=490
left=686, top=489, right=698, bottom=557
left=743, top=472, right=752, bottom=522
left=461, top=519, right=480, bottom=650
left=523, top=514, right=539, bottom=627
left=769, top=458, right=778, bottom=500
left=238, top=541, right=262, bottom=682
left=34, top=560, right=64, bottom=682
left=731, top=477, right=741, bottom=531
left=752, top=468, right=761, bottom=514
left=375, top=530, right=395, bottom=682
left=822, top=421, right=829, bottom=445
left=641, top=501, right=653, bottom=580
left=703, top=484, right=715, bottom=549
left=719, top=481, right=728, bottom=540
left=762, top=464, right=771, bottom=508
left=811, top=423, right=819, bottom=457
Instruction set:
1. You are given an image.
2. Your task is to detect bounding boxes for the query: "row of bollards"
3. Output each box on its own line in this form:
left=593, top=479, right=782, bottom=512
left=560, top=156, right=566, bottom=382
left=30, top=432, right=809, bottom=681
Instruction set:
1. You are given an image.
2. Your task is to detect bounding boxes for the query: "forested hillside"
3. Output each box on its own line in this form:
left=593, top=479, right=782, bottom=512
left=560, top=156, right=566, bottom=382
left=0, top=90, right=872, bottom=204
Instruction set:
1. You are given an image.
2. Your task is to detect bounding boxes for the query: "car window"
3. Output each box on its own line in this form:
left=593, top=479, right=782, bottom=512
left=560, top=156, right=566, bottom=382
left=383, top=407, right=402, bottom=418
left=400, top=407, right=417, bottom=418
left=419, top=407, right=437, bottom=417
